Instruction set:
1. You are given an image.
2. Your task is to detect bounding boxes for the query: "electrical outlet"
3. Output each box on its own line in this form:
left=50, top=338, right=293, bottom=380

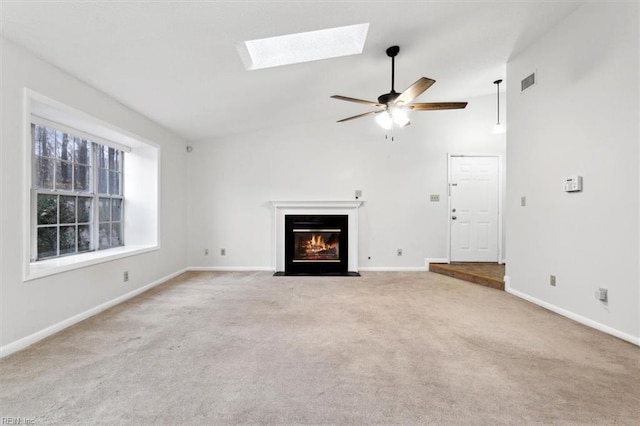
left=123, top=271, right=129, bottom=282
left=550, top=275, right=556, bottom=287
left=595, top=288, right=608, bottom=302
left=220, top=248, right=226, bottom=256
left=204, top=248, right=209, bottom=255
left=397, top=249, right=403, bottom=256
left=521, top=196, right=527, bottom=207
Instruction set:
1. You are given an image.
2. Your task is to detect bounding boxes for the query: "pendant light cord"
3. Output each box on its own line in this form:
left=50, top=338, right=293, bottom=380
left=494, top=79, right=502, bottom=125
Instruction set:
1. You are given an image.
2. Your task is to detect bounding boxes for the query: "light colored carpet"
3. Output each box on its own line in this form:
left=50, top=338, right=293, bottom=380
left=1, top=271, right=638, bottom=425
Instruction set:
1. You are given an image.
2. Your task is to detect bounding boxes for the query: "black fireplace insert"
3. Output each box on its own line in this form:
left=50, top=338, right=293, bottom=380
left=283, top=214, right=349, bottom=275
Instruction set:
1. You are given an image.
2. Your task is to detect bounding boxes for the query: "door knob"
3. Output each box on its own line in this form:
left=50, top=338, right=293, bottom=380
left=452, top=216, right=457, bottom=220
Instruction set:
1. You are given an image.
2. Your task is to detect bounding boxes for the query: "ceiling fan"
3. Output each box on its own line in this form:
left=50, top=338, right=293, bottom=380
left=331, top=45, right=468, bottom=129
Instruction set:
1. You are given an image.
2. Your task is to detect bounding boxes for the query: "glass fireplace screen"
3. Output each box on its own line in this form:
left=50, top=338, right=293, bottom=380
left=293, top=229, right=340, bottom=262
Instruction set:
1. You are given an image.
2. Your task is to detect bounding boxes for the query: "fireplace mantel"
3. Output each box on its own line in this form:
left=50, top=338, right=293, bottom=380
left=271, top=200, right=363, bottom=209
left=271, top=200, right=363, bottom=273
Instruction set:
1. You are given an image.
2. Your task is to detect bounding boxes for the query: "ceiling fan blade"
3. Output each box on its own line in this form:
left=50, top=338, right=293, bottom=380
left=409, top=102, right=468, bottom=110
left=330, top=95, right=381, bottom=106
left=395, top=77, right=436, bottom=105
left=336, top=110, right=379, bottom=122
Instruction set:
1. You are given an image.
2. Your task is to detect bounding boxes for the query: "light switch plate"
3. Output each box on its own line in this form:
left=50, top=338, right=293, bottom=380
left=563, top=176, right=583, bottom=192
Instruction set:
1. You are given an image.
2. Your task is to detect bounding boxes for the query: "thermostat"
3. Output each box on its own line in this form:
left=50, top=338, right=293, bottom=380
left=563, top=176, right=582, bottom=192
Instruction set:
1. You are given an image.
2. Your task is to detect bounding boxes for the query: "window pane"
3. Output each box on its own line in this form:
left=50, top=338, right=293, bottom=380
left=99, top=198, right=110, bottom=222
left=55, top=160, right=73, bottom=191
left=33, top=124, right=50, bottom=157
left=109, top=171, right=120, bottom=195
left=98, top=169, right=108, bottom=194
left=59, top=226, right=76, bottom=255
left=37, top=194, right=57, bottom=225
left=43, top=128, right=56, bottom=158
left=38, top=227, right=58, bottom=258
left=74, top=164, right=91, bottom=192
left=112, top=198, right=122, bottom=221
left=57, top=132, right=74, bottom=162
left=78, top=197, right=92, bottom=223
left=32, top=128, right=127, bottom=261
left=75, top=138, right=91, bottom=165
left=111, top=222, right=122, bottom=246
left=59, top=196, right=76, bottom=224
left=109, top=148, right=119, bottom=170
left=35, top=157, right=55, bottom=190
left=99, top=224, right=111, bottom=249
left=78, top=225, right=91, bottom=252
left=97, top=145, right=108, bottom=169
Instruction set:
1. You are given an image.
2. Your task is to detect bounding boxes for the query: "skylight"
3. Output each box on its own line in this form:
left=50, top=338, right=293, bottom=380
left=236, top=23, right=369, bottom=70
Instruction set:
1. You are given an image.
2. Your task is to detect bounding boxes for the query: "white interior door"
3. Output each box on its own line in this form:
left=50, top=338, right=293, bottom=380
left=449, top=155, right=499, bottom=262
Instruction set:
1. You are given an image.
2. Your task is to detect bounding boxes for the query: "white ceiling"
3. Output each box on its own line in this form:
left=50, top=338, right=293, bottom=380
left=0, top=0, right=583, bottom=142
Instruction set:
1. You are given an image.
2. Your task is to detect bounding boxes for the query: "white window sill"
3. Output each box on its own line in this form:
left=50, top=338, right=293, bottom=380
left=26, top=245, right=159, bottom=281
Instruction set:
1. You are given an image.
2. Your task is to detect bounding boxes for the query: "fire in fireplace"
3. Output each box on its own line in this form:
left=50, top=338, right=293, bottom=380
left=294, top=231, right=340, bottom=261
left=285, top=215, right=348, bottom=275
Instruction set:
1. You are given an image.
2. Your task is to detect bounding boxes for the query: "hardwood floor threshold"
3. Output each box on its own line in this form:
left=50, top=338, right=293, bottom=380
left=429, top=263, right=504, bottom=291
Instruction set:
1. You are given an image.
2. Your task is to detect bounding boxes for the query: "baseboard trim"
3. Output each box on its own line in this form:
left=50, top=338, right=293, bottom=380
left=425, top=258, right=449, bottom=269
left=359, top=266, right=428, bottom=272
left=188, top=266, right=274, bottom=272
left=0, top=268, right=188, bottom=358
left=506, top=286, right=640, bottom=347
left=190, top=266, right=431, bottom=273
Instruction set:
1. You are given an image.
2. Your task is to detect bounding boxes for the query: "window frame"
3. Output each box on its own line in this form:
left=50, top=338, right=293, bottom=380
left=30, top=121, right=126, bottom=261
left=24, top=89, right=161, bottom=282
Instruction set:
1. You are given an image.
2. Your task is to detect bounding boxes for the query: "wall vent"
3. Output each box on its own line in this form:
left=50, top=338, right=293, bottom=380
left=521, top=72, right=536, bottom=92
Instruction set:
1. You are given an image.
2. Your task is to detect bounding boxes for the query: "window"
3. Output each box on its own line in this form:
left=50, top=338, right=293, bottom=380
left=25, top=89, right=160, bottom=281
left=32, top=123, right=124, bottom=260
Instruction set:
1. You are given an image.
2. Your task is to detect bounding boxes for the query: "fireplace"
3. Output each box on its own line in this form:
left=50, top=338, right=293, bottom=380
left=271, top=200, right=362, bottom=275
left=285, top=215, right=348, bottom=275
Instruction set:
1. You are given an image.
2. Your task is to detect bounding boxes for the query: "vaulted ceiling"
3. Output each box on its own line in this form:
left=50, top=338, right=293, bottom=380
left=1, top=0, right=582, bottom=141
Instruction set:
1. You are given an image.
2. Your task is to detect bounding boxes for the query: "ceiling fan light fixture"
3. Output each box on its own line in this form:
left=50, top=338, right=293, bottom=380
left=375, top=111, right=393, bottom=130
left=492, top=123, right=505, bottom=134
left=332, top=45, right=468, bottom=128
left=390, top=107, right=410, bottom=127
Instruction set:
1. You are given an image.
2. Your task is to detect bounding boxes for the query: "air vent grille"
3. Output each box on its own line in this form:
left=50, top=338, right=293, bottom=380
left=521, top=72, right=536, bottom=92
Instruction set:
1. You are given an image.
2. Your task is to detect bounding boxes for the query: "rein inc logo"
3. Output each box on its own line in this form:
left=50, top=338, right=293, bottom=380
left=1, top=418, right=36, bottom=425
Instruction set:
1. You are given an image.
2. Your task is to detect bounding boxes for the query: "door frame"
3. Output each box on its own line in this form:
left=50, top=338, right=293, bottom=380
left=447, top=153, right=504, bottom=264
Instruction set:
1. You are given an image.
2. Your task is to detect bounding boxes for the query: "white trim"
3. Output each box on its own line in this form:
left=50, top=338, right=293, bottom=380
left=506, top=286, right=640, bottom=347
left=271, top=200, right=363, bottom=209
left=359, top=266, right=428, bottom=272
left=188, top=266, right=273, bottom=272
left=447, top=153, right=503, bottom=263
left=425, top=258, right=449, bottom=268
left=271, top=201, right=363, bottom=273
left=26, top=245, right=159, bottom=281
left=31, top=115, right=132, bottom=153
left=0, top=268, right=188, bottom=358
left=26, top=88, right=160, bottom=150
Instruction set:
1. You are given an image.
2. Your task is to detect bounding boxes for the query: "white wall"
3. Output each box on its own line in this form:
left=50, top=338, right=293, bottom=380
left=187, top=93, right=506, bottom=270
left=505, top=3, right=639, bottom=343
left=0, top=38, right=189, bottom=354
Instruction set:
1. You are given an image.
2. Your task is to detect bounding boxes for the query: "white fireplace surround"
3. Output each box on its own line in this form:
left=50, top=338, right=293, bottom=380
left=271, top=201, right=363, bottom=273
